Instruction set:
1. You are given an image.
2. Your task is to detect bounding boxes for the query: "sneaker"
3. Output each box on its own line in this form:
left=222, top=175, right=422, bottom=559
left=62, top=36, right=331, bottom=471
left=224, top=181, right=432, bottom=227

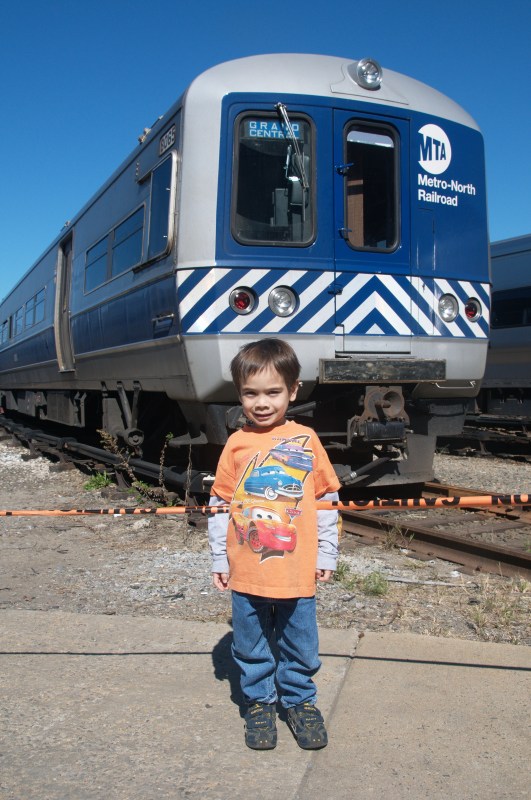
left=287, top=702, right=328, bottom=749
left=244, top=702, right=277, bottom=750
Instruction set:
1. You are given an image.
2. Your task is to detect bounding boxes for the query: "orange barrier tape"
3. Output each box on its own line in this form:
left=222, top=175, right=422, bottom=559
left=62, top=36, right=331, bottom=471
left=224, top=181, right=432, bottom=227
left=0, top=494, right=529, bottom=517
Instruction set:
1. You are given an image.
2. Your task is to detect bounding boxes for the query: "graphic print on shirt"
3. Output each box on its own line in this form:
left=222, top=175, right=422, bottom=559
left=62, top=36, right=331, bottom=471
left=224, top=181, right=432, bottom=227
left=230, top=435, right=314, bottom=562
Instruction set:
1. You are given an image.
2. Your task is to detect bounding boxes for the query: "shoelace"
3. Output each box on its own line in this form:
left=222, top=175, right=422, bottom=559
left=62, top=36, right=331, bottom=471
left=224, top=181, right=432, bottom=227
left=295, top=704, right=323, bottom=724
left=247, top=704, right=275, bottom=728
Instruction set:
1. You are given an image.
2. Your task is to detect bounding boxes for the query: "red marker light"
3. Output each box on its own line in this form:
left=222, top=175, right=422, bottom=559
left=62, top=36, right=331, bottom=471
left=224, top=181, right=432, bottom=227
left=465, top=299, right=481, bottom=321
left=234, top=291, right=250, bottom=310
left=229, top=287, right=256, bottom=315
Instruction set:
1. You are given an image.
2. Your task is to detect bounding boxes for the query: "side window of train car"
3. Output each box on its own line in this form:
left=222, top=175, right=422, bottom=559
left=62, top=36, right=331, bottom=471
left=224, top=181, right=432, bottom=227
left=24, top=289, right=45, bottom=328
left=13, top=306, right=24, bottom=336
left=232, top=113, right=314, bottom=246
left=85, top=235, right=110, bottom=292
left=85, top=207, right=145, bottom=292
left=111, top=207, right=144, bottom=277
left=491, top=288, right=531, bottom=328
left=1, top=319, right=9, bottom=344
left=84, top=151, right=176, bottom=292
left=7, top=289, right=46, bottom=338
left=147, top=154, right=175, bottom=261
left=343, top=123, right=398, bottom=251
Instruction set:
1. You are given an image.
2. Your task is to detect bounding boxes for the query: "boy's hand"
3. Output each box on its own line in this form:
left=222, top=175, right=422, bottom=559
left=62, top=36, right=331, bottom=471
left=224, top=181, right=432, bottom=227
left=316, top=569, right=333, bottom=582
left=212, top=572, right=230, bottom=591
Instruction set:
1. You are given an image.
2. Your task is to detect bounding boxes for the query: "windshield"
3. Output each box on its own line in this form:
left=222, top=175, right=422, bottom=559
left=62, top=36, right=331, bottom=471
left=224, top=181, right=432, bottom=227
left=232, top=112, right=314, bottom=246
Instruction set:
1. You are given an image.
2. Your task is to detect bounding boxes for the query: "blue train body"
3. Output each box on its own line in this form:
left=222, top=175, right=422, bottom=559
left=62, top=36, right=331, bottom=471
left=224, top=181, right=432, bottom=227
left=477, top=234, right=531, bottom=419
left=0, top=54, right=490, bottom=488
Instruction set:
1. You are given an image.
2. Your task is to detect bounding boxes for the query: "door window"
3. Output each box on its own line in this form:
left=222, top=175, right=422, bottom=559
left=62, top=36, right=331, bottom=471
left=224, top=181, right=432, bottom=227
left=342, top=124, right=398, bottom=251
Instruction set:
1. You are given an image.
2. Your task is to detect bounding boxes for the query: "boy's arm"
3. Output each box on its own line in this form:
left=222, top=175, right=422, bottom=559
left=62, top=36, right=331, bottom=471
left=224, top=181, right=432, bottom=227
left=208, top=495, right=230, bottom=590
left=316, top=491, right=340, bottom=579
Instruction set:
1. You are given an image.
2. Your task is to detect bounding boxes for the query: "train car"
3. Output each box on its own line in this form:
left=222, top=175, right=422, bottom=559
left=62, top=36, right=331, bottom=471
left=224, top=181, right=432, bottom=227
left=477, top=234, right=531, bottom=419
left=0, top=54, right=490, bottom=489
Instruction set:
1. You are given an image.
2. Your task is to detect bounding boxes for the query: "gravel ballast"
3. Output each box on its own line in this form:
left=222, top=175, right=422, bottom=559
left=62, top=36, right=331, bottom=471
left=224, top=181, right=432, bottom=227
left=1, top=442, right=529, bottom=645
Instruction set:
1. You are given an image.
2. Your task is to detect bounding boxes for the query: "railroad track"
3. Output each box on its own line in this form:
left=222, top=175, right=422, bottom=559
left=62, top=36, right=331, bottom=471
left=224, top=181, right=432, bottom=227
left=2, top=414, right=531, bottom=580
left=437, top=416, right=531, bottom=462
left=0, top=415, right=208, bottom=495
left=341, top=482, right=531, bottom=580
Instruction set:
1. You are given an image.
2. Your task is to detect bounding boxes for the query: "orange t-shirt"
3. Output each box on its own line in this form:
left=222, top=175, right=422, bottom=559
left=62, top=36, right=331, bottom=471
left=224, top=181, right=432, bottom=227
left=211, top=420, right=340, bottom=598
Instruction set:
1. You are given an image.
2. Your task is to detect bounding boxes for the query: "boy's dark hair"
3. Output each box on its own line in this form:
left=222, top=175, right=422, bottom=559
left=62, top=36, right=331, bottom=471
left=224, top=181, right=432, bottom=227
left=230, top=338, right=301, bottom=394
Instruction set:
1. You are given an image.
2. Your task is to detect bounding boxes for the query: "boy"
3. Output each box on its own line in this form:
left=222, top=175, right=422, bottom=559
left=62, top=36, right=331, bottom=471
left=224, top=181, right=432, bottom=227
left=208, top=338, right=341, bottom=750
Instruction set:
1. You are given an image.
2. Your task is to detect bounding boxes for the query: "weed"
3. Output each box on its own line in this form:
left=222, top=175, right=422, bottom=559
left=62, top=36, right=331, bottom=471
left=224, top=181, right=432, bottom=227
left=425, top=619, right=452, bottom=638
left=469, top=607, right=488, bottom=637
left=131, top=479, right=157, bottom=502
left=158, top=432, right=173, bottom=497
left=334, top=559, right=352, bottom=583
left=361, top=571, right=389, bottom=596
left=334, top=563, right=390, bottom=596
left=382, top=525, right=413, bottom=551
left=184, top=443, right=193, bottom=507
left=333, top=560, right=360, bottom=592
left=97, top=429, right=175, bottom=505
left=84, top=471, right=113, bottom=491
left=462, top=575, right=531, bottom=644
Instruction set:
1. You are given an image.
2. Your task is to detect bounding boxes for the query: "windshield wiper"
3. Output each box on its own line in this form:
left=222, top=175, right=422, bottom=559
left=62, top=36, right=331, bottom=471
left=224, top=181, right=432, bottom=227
left=275, top=102, right=309, bottom=191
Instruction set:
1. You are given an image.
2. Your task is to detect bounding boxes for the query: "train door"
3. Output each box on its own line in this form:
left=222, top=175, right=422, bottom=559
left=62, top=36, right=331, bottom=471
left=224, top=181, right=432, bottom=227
left=54, top=234, right=75, bottom=371
left=332, top=110, right=412, bottom=353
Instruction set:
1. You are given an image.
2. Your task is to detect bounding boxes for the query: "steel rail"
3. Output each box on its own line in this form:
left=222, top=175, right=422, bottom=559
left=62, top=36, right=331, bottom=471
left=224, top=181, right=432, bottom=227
left=341, top=509, right=531, bottom=579
left=2, top=415, right=530, bottom=577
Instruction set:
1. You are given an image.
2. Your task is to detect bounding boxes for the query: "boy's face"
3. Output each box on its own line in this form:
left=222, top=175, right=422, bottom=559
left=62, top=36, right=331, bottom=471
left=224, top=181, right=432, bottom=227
left=239, top=365, right=299, bottom=428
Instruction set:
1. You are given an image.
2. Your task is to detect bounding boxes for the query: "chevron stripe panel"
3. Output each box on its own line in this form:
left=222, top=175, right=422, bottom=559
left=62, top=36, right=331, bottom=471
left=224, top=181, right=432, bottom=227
left=178, top=268, right=490, bottom=338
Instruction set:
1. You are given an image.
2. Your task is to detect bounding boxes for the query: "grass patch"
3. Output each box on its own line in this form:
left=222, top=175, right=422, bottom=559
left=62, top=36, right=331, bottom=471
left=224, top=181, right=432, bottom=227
left=84, top=471, right=113, bottom=491
left=462, top=576, right=530, bottom=643
left=361, top=571, right=389, bottom=596
left=334, top=560, right=390, bottom=596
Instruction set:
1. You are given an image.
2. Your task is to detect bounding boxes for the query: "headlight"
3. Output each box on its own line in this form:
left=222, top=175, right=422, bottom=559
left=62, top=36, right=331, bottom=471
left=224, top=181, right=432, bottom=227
left=268, top=286, right=298, bottom=317
left=438, top=293, right=459, bottom=323
left=465, top=298, right=481, bottom=321
left=229, top=287, right=257, bottom=315
left=355, top=57, right=383, bottom=90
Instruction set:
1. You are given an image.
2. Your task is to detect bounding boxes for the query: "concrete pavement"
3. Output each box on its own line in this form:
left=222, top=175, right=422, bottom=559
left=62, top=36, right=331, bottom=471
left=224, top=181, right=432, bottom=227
left=1, top=610, right=529, bottom=799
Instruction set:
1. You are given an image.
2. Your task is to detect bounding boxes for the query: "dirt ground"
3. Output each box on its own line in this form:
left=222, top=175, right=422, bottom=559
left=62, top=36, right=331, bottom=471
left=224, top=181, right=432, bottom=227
left=0, top=440, right=529, bottom=646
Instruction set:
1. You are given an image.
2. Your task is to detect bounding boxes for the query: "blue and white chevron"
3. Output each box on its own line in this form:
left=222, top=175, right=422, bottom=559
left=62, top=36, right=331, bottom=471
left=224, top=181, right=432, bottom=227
left=178, top=268, right=490, bottom=338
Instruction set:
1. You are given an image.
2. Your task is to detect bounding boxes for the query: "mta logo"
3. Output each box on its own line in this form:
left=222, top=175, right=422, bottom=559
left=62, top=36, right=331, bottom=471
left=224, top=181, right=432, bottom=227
left=420, top=136, right=447, bottom=161
left=418, top=124, right=452, bottom=175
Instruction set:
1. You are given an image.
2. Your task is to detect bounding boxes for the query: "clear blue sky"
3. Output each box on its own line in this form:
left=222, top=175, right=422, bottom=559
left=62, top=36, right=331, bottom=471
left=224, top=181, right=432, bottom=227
left=1, top=0, right=529, bottom=301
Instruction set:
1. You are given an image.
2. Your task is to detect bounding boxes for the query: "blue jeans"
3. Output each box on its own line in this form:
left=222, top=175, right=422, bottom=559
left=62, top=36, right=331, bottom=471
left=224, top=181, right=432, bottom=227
left=231, top=591, right=321, bottom=709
